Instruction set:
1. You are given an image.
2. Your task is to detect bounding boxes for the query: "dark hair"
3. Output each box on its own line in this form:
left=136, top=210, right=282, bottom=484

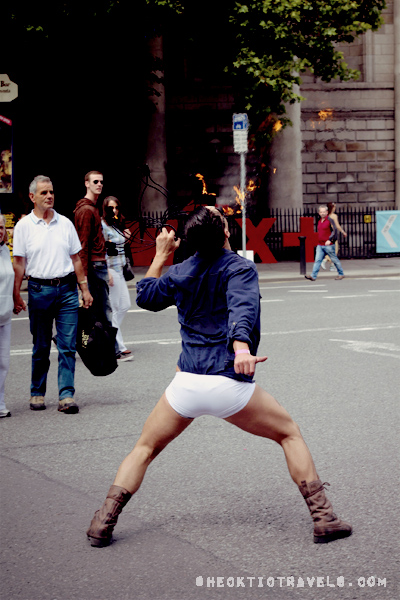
left=184, top=206, right=226, bottom=257
left=102, top=196, right=125, bottom=228
left=327, top=202, right=336, bottom=214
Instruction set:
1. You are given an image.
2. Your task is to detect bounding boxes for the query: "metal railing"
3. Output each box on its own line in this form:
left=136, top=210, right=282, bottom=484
left=141, top=206, right=399, bottom=261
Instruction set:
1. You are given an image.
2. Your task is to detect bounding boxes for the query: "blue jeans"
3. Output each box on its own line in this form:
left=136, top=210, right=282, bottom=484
left=311, top=245, right=344, bottom=279
left=28, top=279, right=79, bottom=400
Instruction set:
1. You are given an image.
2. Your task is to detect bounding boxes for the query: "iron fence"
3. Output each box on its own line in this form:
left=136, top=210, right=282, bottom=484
left=141, top=206, right=399, bottom=261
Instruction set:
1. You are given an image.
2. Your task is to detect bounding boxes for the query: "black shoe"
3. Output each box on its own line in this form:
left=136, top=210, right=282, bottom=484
left=305, top=275, right=316, bottom=281
left=116, top=353, right=133, bottom=362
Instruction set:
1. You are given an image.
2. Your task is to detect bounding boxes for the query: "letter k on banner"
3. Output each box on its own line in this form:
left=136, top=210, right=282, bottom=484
left=235, top=218, right=277, bottom=263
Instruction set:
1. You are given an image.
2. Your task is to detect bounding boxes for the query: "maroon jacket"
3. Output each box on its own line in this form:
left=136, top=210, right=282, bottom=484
left=74, top=198, right=106, bottom=276
left=317, top=216, right=337, bottom=246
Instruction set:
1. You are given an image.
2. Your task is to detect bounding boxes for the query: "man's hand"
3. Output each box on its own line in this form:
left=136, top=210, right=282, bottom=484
left=325, top=240, right=332, bottom=246
left=13, top=294, right=27, bottom=315
left=81, top=289, right=93, bottom=309
left=234, top=352, right=268, bottom=377
left=155, top=228, right=181, bottom=259
left=144, top=228, right=181, bottom=279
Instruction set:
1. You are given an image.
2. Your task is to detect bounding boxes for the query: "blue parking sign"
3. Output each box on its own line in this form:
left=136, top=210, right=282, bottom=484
left=233, top=113, right=248, bottom=130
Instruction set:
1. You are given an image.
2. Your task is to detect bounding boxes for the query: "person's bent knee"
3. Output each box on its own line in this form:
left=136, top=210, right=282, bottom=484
left=133, top=439, right=166, bottom=465
left=278, top=419, right=302, bottom=446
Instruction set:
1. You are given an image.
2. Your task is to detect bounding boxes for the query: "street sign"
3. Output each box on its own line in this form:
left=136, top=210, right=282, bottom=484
left=0, top=75, right=18, bottom=102
left=233, top=113, right=248, bottom=154
left=232, top=113, right=249, bottom=256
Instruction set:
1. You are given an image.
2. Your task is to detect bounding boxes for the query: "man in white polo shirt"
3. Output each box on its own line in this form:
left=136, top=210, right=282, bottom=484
left=13, top=175, right=93, bottom=414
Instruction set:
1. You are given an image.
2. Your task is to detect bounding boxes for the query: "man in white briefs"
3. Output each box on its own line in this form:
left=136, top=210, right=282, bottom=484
left=87, top=206, right=352, bottom=547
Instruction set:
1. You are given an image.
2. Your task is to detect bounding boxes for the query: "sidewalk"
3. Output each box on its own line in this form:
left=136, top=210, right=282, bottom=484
left=129, top=256, right=400, bottom=286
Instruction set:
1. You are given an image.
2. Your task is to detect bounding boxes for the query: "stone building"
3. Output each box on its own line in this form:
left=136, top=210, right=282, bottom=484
left=148, top=1, right=399, bottom=214
left=298, top=0, right=397, bottom=209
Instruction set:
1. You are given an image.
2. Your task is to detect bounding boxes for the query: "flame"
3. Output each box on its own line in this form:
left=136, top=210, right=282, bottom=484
left=310, top=108, right=334, bottom=129
left=222, top=206, right=235, bottom=216
left=318, top=109, right=333, bottom=121
left=273, top=120, right=283, bottom=132
left=195, top=173, right=207, bottom=195
left=222, top=180, right=257, bottom=215
left=195, top=173, right=216, bottom=197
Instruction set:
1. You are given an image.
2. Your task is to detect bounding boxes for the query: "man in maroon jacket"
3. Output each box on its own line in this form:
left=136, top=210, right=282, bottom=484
left=305, top=206, right=345, bottom=281
left=74, top=171, right=114, bottom=326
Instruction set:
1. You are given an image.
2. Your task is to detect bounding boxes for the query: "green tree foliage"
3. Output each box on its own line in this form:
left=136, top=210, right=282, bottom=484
left=228, top=0, right=386, bottom=144
left=4, top=0, right=386, bottom=147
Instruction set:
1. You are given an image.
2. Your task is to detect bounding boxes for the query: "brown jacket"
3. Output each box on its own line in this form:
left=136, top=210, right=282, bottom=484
left=74, top=198, right=106, bottom=276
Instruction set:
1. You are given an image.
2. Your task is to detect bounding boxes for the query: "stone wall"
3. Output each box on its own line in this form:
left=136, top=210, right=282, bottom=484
left=300, top=1, right=395, bottom=208
left=301, top=109, right=395, bottom=207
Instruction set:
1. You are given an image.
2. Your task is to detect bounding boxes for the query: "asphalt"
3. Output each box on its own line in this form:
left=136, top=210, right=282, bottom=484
left=128, top=256, right=400, bottom=285
left=3, top=255, right=399, bottom=600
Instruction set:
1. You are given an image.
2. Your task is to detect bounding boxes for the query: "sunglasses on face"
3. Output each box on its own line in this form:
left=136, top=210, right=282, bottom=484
left=93, top=180, right=103, bottom=185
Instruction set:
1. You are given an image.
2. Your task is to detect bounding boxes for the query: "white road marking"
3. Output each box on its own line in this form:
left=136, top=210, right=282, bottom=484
left=10, top=323, right=400, bottom=356
left=259, top=285, right=326, bottom=290
left=330, top=339, right=400, bottom=359
left=323, top=294, right=374, bottom=299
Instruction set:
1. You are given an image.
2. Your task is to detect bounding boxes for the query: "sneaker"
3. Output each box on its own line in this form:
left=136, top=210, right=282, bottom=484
left=329, top=265, right=335, bottom=272
left=0, top=409, right=11, bottom=418
left=116, top=352, right=133, bottom=362
left=30, top=396, right=46, bottom=411
left=305, top=275, right=316, bottom=281
left=321, top=260, right=327, bottom=270
left=58, top=398, right=79, bottom=414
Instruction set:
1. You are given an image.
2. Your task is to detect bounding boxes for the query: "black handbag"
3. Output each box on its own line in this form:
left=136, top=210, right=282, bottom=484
left=123, top=243, right=135, bottom=281
left=76, top=307, right=118, bottom=376
left=123, top=258, right=135, bottom=281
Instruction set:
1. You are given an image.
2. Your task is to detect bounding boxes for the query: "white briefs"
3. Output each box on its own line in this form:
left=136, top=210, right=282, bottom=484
left=165, top=372, right=256, bottom=419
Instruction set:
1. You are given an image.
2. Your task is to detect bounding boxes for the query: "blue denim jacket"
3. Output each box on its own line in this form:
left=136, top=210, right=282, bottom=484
left=136, top=249, right=261, bottom=382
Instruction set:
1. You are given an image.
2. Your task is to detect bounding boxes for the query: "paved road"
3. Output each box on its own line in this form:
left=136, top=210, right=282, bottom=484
left=1, top=275, right=399, bottom=600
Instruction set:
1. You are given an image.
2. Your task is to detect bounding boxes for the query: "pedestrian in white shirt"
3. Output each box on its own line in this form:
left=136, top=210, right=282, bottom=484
left=13, top=175, right=92, bottom=414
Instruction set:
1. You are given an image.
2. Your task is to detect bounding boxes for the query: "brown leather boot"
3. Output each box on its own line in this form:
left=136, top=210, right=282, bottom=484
left=86, top=485, right=132, bottom=547
left=299, top=479, right=352, bottom=543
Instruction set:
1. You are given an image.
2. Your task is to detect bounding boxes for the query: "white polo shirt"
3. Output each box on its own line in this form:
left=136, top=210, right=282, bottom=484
left=13, top=210, right=82, bottom=279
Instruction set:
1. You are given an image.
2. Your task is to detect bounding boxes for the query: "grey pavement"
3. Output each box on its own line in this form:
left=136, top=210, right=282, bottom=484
left=2, top=259, right=399, bottom=600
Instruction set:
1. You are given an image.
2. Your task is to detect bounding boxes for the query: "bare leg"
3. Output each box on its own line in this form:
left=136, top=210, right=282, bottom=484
left=113, top=393, right=193, bottom=494
left=225, top=384, right=317, bottom=485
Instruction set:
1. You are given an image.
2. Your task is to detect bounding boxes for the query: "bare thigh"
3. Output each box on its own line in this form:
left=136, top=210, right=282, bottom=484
left=137, top=392, right=193, bottom=459
left=224, top=384, right=298, bottom=444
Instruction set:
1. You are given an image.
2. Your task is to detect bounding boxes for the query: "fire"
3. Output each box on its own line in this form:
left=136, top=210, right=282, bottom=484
left=196, top=173, right=207, bottom=195
left=195, top=173, right=216, bottom=196
left=310, top=108, right=334, bottom=129
left=273, top=120, right=283, bottom=133
left=318, top=108, right=333, bottom=121
left=222, top=180, right=257, bottom=215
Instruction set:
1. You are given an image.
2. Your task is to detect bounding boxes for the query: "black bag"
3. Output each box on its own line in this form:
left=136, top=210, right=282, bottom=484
left=123, top=258, right=135, bottom=281
left=76, top=307, right=118, bottom=376
left=123, top=242, right=135, bottom=281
